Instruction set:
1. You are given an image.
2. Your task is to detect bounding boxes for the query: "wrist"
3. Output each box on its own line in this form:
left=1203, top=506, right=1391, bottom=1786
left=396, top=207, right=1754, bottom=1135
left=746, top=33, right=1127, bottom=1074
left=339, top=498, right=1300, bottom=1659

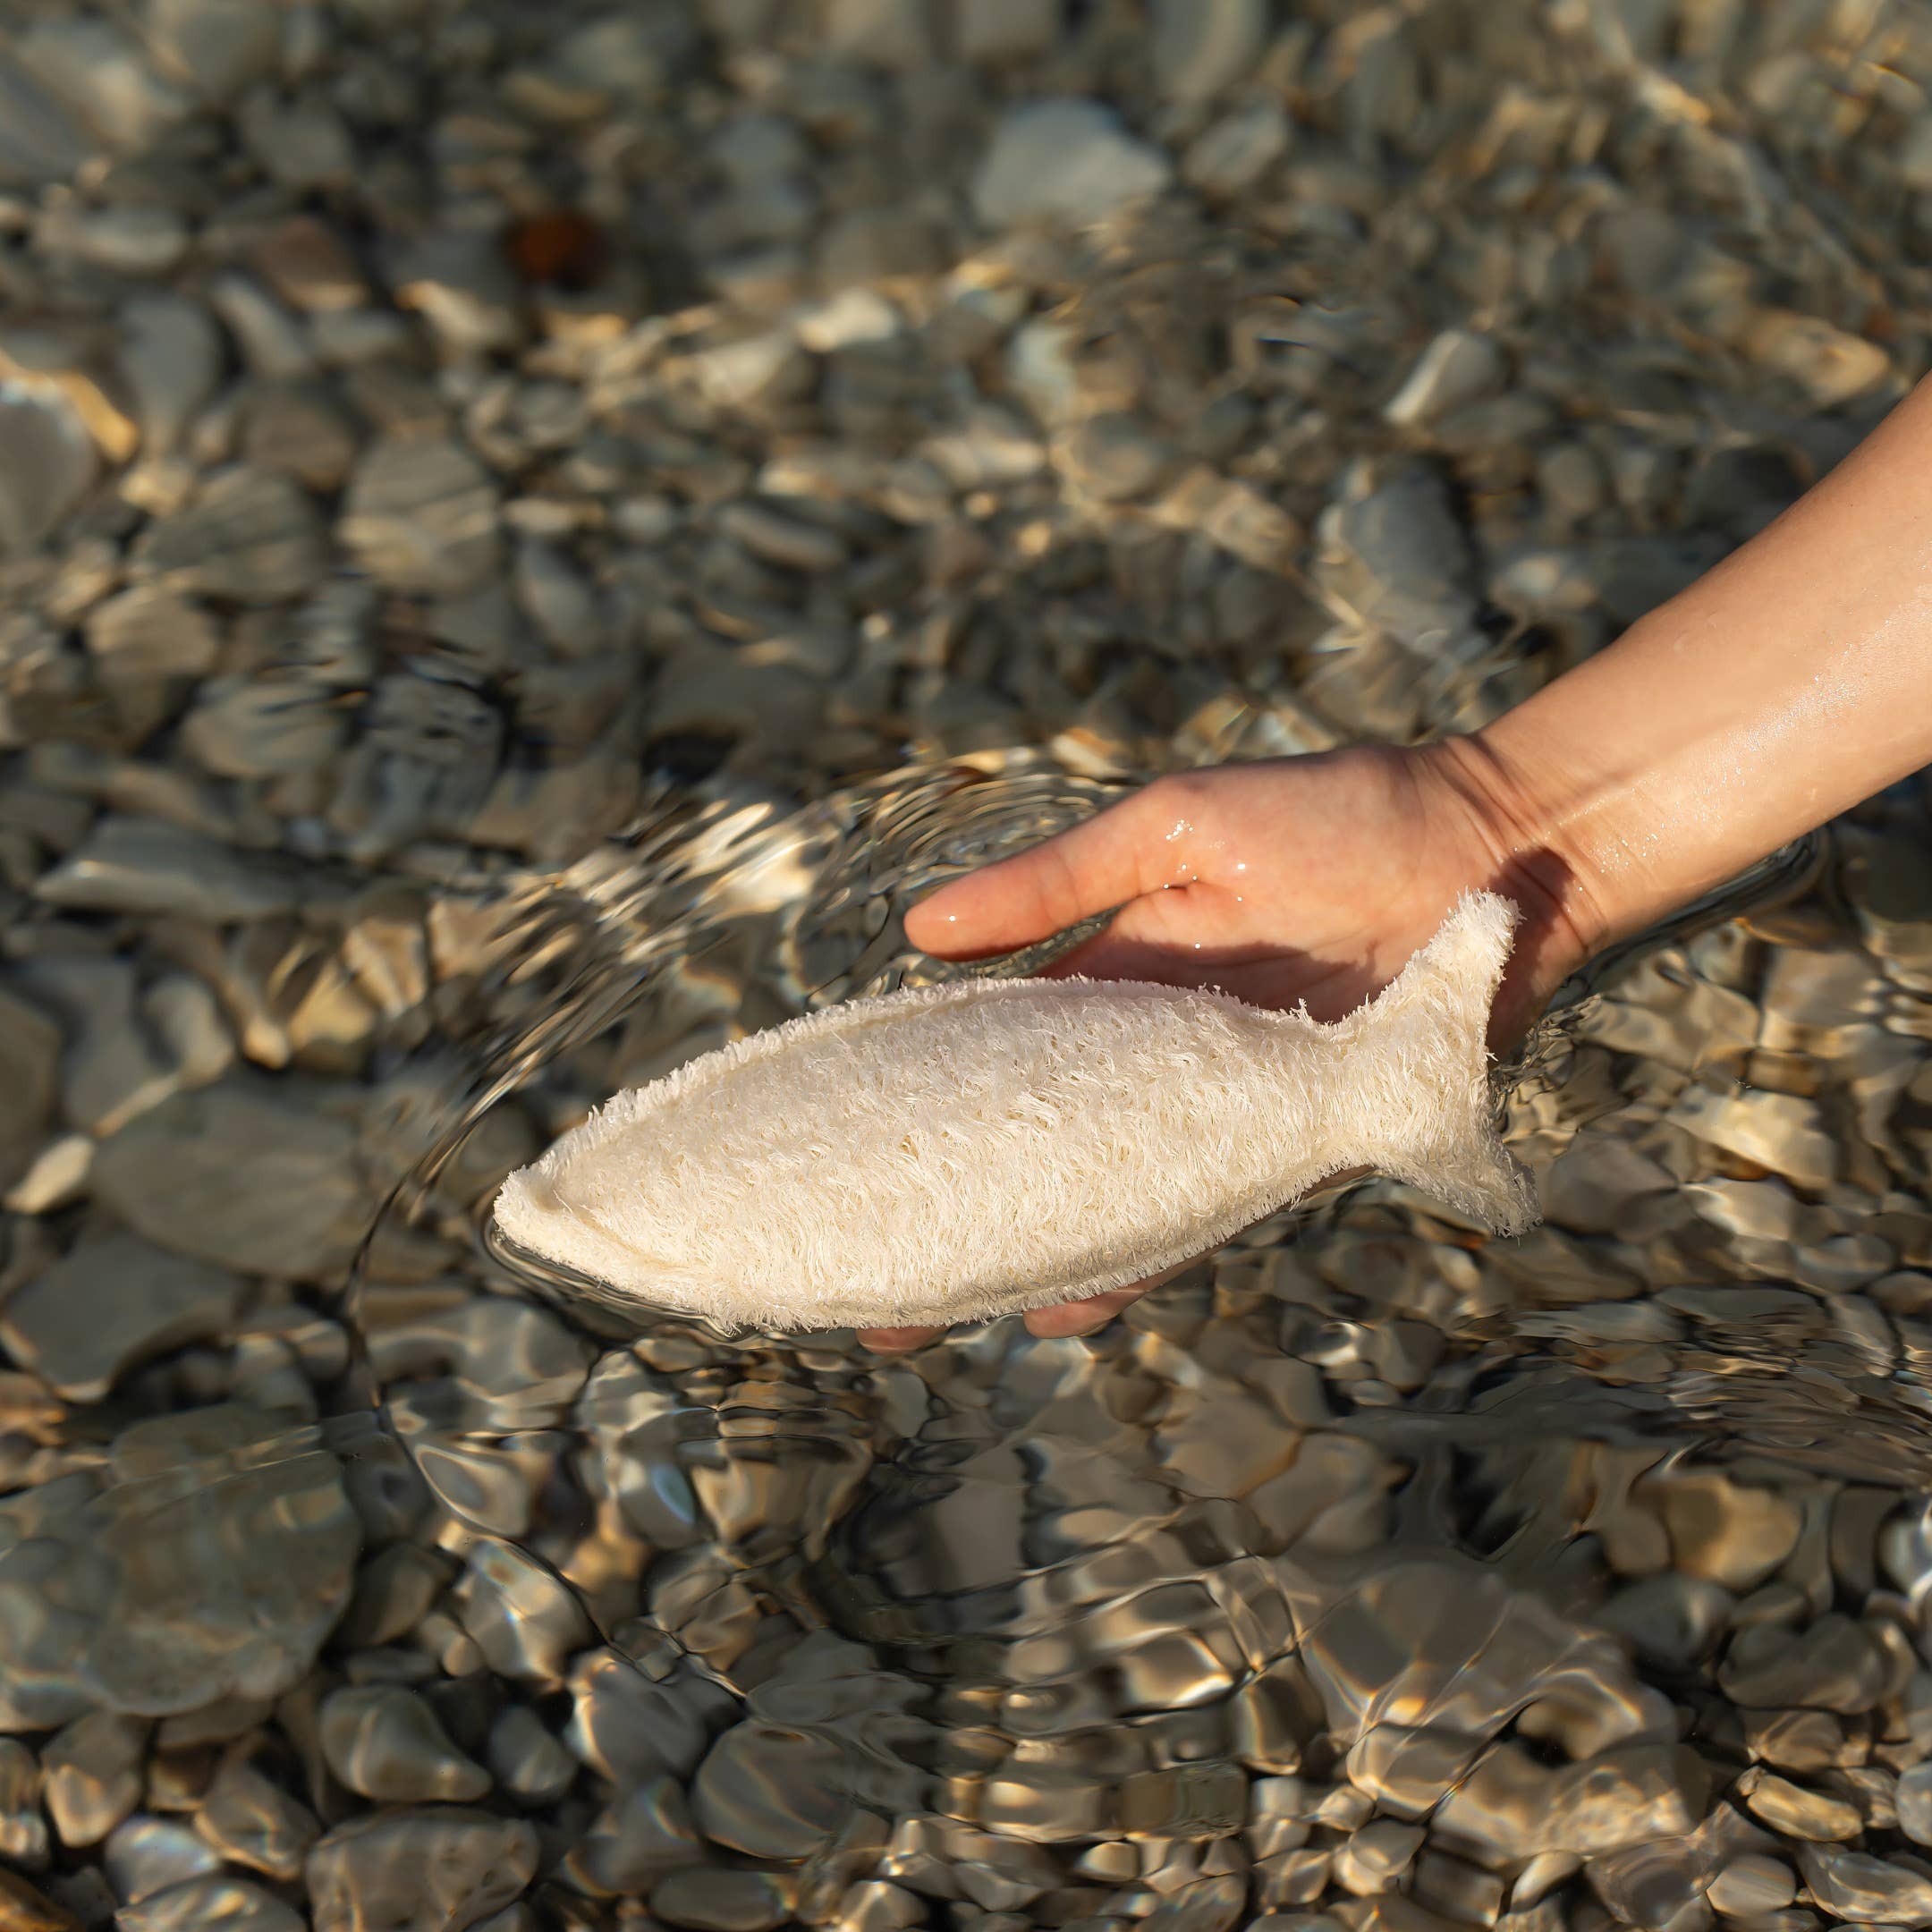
left=1424, top=727, right=1623, bottom=979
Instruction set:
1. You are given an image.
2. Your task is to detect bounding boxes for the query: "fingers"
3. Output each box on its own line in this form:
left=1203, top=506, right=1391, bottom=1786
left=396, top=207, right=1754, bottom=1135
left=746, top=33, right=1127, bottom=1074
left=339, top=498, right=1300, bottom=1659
left=1023, top=1283, right=1148, bottom=1337
left=1021, top=1262, right=1188, bottom=1339
left=856, top=1324, right=943, bottom=1353
left=861, top=1267, right=1184, bottom=1352
left=903, top=787, right=1174, bottom=961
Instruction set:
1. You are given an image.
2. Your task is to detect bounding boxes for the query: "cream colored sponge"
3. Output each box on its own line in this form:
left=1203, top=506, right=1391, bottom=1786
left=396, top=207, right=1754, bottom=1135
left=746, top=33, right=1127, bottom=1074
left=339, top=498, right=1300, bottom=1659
left=493, top=891, right=1538, bottom=1333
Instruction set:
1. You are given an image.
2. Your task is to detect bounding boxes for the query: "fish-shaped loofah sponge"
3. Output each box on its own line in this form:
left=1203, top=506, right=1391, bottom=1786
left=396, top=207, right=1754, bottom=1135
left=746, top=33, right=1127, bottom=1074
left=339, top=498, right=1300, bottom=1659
left=493, top=891, right=1538, bottom=1332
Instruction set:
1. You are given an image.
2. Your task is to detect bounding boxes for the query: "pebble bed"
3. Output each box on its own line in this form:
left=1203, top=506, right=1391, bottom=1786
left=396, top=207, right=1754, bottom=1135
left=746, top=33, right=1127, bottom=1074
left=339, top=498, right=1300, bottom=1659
left=4, top=2, right=1932, bottom=1929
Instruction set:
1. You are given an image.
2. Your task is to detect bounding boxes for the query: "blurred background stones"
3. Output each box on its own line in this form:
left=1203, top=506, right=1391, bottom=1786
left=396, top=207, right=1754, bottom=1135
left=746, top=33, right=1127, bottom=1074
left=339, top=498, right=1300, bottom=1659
left=1, top=0, right=1932, bottom=1927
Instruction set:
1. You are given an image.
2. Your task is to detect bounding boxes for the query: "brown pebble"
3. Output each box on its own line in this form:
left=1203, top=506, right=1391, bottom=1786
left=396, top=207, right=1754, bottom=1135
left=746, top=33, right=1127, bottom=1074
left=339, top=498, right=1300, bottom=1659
left=0, top=1867, right=80, bottom=1932
left=503, top=211, right=606, bottom=290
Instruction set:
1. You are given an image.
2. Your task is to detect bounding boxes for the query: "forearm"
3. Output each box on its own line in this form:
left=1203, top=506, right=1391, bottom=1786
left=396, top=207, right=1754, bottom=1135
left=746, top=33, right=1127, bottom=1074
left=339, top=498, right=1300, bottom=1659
left=1470, top=375, right=1932, bottom=951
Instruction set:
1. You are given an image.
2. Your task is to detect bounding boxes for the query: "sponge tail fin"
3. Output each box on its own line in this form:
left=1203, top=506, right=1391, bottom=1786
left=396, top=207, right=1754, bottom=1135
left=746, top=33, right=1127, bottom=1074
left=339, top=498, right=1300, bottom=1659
left=1331, top=890, right=1540, bottom=1235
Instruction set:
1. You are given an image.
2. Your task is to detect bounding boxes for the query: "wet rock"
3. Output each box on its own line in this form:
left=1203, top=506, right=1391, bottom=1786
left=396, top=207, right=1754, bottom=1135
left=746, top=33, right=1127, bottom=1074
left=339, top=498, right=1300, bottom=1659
left=115, top=1876, right=304, bottom=1932
left=1843, top=831, right=1932, bottom=990
left=1056, top=413, right=1180, bottom=504
left=341, top=437, right=503, bottom=595
left=651, top=1867, right=794, bottom=1931
left=953, top=0, right=1058, bottom=64
left=38, top=204, right=189, bottom=277
left=38, top=817, right=304, bottom=922
left=1646, top=1472, right=1803, bottom=1592
left=1152, top=0, right=1269, bottom=105
left=11, top=1408, right=357, bottom=1723
left=180, top=672, right=349, bottom=779
left=339, top=1543, right=452, bottom=1650
left=1740, top=309, right=1889, bottom=410
left=972, top=101, right=1173, bottom=230
left=1899, top=1761, right=1932, bottom=1844
left=1720, top=1616, right=1890, bottom=1715
left=4, top=1131, right=93, bottom=1215
left=503, top=10, right=694, bottom=118
left=141, top=0, right=280, bottom=100
left=213, top=270, right=315, bottom=382
left=1596, top=1574, right=1734, bottom=1670
left=1155, top=1388, right=1297, bottom=1498
left=821, top=208, right=945, bottom=292
left=0, top=1233, right=242, bottom=1402
left=1741, top=1707, right=1857, bottom=1775
left=486, top=1707, right=575, bottom=1807
left=821, top=0, right=932, bottom=69
left=512, top=538, right=600, bottom=648
left=238, top=385, right=361, bottom=493
left=14, top=18, right=191, bottom=150
left=1707, top=1856, right=1798, bottom=1918
left=85, top=588, right=221, bottom=684
left=305, top=1809, right=539, bottom=1932
left=1232, top=1658, right=1323, bottom=1774
left=0, top=1737, right=47, bottom=1868
left=194, top=1753, right=318, bottom=1880
left=978, top=1757, right=1113, bottom=1841
left=134, top=468, right=328, bottom=606
left=1183, top=100, right=1292, bottom=198
left=250, top=217, right=368, bottom=315
left=1334, top=1820, right=1426, bottom=1895
left=1672, top=1084, right=1839, bottom=1190
left=571, top=1645, right=736, bottom=1792
left=0, top=382, right=97, bottom=557
left=1739, top=1768, right=1863, bottom=1842
left=453, top=1539, right=593, bottom=1685
left=116, top=296, right=222, bottom=460
left=121, top=1414, right=353, bottom=1716
left=0, top=987, right=60, bottom=1186
left=238, top=92, right=355, bottom=191
left=718, top=501, right=850, bottom=574
left=41, top=1713, right=148, bottom=1848
left=391, top=234, right=523, bottom=356
left=1317, top=465, right=1478, bottom=650
left=0, top=54, right=94, bottom=185
left=1433, top=1742, right=1709, bottom=1861
left=0, top=1868, right=77, bottom=1932
left=1120, top=1763, right=1247, bottom=1838
left=1798, top=1845, right=1932, bottom=1924
left=17, top=954, right=167, bottom=1133
left=319, top=1685, right=492, bottom=1803
left=1385, top=330, right=1508, bottom=428
left=691, top=1721, right=852, bottom=1859
left=103, top=1813, right=222, bottom=1902
left=563, top=1775, right=705, bottom=1894
left=91, top=1079, right=369, bottom=1278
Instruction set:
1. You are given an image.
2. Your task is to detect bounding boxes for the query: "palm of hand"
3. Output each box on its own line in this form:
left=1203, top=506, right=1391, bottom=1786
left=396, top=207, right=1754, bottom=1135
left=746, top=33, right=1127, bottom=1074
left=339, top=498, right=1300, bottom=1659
left=1020, top=750, right=1485, bottom=1021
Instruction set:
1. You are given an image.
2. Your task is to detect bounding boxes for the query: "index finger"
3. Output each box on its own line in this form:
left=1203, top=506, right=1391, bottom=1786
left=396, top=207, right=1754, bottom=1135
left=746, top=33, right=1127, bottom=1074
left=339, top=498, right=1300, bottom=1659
left=903, top=784, right=1181, bottom=961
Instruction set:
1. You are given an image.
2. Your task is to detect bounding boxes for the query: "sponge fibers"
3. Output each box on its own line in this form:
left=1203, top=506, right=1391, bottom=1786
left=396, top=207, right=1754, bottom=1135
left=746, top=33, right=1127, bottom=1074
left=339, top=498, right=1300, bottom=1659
left=493, top=891, right=1538, bottom=1333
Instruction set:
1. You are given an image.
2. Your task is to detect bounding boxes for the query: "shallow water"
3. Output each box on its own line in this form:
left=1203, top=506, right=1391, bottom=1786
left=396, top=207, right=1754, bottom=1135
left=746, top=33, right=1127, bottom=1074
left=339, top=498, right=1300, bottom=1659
left=308, top=750, right=1932, bottom=1925
left=9, top=751, right=1932, bottom=1927
left=3, top=0, right=1932, bottom=1922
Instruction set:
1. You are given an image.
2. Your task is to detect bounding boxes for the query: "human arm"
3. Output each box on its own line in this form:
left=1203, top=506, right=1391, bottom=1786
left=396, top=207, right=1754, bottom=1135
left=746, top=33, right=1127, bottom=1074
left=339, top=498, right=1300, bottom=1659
left=860, top=374, right=1932, bottom=1352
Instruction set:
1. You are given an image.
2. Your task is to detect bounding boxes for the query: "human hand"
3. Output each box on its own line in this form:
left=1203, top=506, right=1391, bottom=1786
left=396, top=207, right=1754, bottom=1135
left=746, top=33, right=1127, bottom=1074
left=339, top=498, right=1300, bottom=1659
left=857, top=739, right=1606, bottom=1353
